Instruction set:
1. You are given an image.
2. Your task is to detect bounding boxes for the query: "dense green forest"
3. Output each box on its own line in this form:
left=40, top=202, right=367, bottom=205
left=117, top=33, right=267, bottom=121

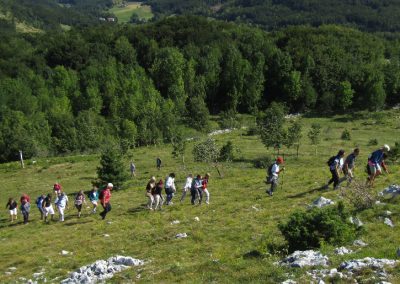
left=1, top=15, right=400, bottom=162
left=145, top=0, right=400, bottom=33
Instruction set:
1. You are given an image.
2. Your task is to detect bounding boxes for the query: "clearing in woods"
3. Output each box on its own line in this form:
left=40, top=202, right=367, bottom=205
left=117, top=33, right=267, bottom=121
left=109, top=1, right=153, bottom=23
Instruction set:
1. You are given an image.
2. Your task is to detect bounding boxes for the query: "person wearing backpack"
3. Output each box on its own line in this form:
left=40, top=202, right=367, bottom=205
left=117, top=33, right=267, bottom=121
left=180, top=174, right=193, bottom=203
left=42, top=193, right=55, bottom=222
left=36, top=194, right=46, bottom=220
left=20, top=195, right=30, bottom=224
left=191, top=175, right=203, bottom=205
left=367, top=145, right=390, bottom=186
left=88, top=186, right=99, bottom=213
left=55, top=192, right=69, bottom=222
left=99, top=183, right=113, bottom=220
left=152, top=179, right=164, bottom=210
left=325, top=150, right=345, bottom=190
left=5, top=198, right=18, bottom=222
left=266, top=157, right=285, bottom=196
left=165, top=173, right=176, bottom=205
left=343, top=148, right=360, bottom=184
left=74, top=190, right=86, bottom=218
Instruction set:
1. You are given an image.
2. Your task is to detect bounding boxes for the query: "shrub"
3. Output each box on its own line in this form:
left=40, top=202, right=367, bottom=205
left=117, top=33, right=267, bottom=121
left=219, top=141, right=235, bottom=162
left=342, top=181, right=375, bottom=211
left=278, top=202, right=357, bottom=253
left=219, top=110, right=240, bottom=129
left=253, top=156, right=272, bottom=169
left=367, top=138, right=378, bottom=146
left=97, top=143, right=129, bottom=189
left=341, top=129, right=351, bottom=140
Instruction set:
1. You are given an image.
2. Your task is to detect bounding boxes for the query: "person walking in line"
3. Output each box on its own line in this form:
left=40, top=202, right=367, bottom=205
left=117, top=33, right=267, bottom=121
left=165, top=173, right=176, bottom=205
left=325, top=150, right=345, bottom=190
left=88, top=186, right=99, bottom=213
left=367, top=145, right=390, bottom=186
left=201, top=173, right=211, bottom=204
left=55, top=192, right=69, bottom=222
left=130, top=161, right=136, bottom=177
left=20, top=196, right=30, bottom=224
left=191, top=175, right=203, bottom=205
left=20, top=193, right=30, bottom=204
left=36, top=194, right=46, bottom=220
left=266, top=157, right=285, bottom=196
left=180, top=174, right=193, bottom=203
left=5, top=198, right=18, bottom=222
left=153, top=179, right=164, bottom=210
left=74, top=190, right=86, bottom=218
left=99, top=183, right=113, bottom=220
left=53, top=183, right=62, bottom=196
left=156, top=157, right=162, bottom=170
left=343, top=148, right=360, bottom=184
left=146, top=177, right=156, bottom=210
left=42, top=193, right=55, bottom=222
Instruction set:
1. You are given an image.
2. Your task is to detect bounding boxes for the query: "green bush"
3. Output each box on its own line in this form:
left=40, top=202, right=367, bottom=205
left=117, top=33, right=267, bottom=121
left=219, top=141, right=235, bottom=162
left=253, top=156, right=272, bottom=169
left=368, top=138, right=378, bottom=146
left=341, top=129, right=351, bottom=140
left=278, top=202, right=357, bottom=253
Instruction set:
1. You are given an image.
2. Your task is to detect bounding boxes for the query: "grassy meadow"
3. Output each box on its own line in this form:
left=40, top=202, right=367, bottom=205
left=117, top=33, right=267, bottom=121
left=109, top=2, right=153, bottom=23
left=0, top=111, right=400, bottom=283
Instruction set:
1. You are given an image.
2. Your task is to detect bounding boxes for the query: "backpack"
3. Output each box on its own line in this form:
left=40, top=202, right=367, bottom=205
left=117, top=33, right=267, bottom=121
left=36, top=196, right=43, bottom=207
left=327, top=156, right=336, bottom=167
left=267, top=163, right=275, bottom=177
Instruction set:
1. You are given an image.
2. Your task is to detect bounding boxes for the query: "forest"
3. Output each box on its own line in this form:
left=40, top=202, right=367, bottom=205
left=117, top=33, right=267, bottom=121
left=1, top=12, right=400, bottom=162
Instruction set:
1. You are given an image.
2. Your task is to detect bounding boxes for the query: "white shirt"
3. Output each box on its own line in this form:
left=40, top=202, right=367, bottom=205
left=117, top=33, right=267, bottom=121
left=271, top=163, right=280, bottom=177
left=55, top=194, right=68, bottom=208
left=166, top=176, right=175, bottom=190
left=184, top=177, right=193, bottom=190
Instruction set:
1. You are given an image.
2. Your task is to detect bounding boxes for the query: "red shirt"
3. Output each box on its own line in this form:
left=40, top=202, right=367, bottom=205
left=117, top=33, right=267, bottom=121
left=202, top=179, right=208, bottom=191
left=100, top=188, right=111, bottom=205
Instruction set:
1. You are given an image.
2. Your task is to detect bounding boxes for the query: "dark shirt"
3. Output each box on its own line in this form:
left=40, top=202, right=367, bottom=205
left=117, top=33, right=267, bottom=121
left=43, top=197, right=52, bottom=207
left=344, top=153, right=356, bottom=169
left=6, top=201, right=17, bottom=210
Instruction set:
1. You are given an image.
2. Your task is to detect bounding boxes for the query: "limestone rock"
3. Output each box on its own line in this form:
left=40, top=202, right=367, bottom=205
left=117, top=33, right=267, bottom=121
left=334, top=247, right=353, bottom=255
left=175, top=233, right=188, bottom=239
left=379, top=185, right=400, bottom=199
left=339, top=257, right=398, bottom=272
left=280, top=250, right=329, bottom=268
left=310, top=197, right=335, bottom=208
left=349, top=217, right=363, bottom=227
left=384, top=218, right=394, bottom=227
left=353, top=240, right=368, bottom=247
left=171, top=220, right=180, bottom=225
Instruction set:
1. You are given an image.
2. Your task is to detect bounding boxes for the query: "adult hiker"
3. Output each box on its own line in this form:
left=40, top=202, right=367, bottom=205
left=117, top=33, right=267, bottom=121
left=266, top=157, right=285, bottom=196
left=42, top=193, right=55, bottom=222
left=326, top=150, right=345, bottom=190
left=130, top=161, right=136, bottom=177
left=180, top=173, right=193, bottom=203
left=191, top=175, right=203, bottom=205
left=367, top=145, right=390, bottom=186
left=88, top=186, right=99, bottom=213
left=53, top=183, right=62, bottom=195
left=99, top=183, right=113, bottom=220
left=36, top=194, right=46, bottom=220
left=74, top=190, right=86, bottom=218
left=152, top=179, right=164, bottom=210
left=145, top=177, right=156, bottom=210
left=5, top=198, right=18, bottom=222
left=165, top=173, right=176, bottom=205
left=200, top=173, right=211, bottom=204
left=20, top=195, right=30, bottom=224
left=55, top=192, right=69, bottom=222
left=156, top=157, right=162, bottom=170
left=343, top=148, right=360, bottom=184
left=20, top=193, right=30, bottom=204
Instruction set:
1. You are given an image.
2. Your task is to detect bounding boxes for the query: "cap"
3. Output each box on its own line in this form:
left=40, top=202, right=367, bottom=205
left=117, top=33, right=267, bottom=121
left=107, top=183, right=114, bottom=188
left=383, top=144, right=390, bottom=152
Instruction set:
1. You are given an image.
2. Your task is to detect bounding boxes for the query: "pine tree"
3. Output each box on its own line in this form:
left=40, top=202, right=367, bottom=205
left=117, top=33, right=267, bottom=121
left=97, top=144, right=129, bottom=189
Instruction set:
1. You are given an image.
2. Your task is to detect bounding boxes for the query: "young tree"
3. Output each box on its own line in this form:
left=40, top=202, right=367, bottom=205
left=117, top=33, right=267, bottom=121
left=171, top=131, right=187, bottom=169
left=285, top=120, right=303, bottom=157
left=336, top=81, right=354, bottom=110
left=219, top=141, right=235, bottom=162
left=308, top=123, right=321, bottom=155
left=192, top=138, right=222, bottom=177
left=97, top=143, right=129, bottom=189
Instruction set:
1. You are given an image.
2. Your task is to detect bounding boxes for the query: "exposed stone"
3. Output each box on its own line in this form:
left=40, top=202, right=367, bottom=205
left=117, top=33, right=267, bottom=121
left=194, top=217, right=200, bottom=222
left=4, top=272, right=11, bottom=276
left=384, top=218, right=394, bottom=227
left=33, top=272, right=45, bottom=278
left=281, top=280, right=297, bottom=284
left=334, top=247, right=353, bottom=255
left=208, top=129, right=234, bottom=136
left=383, top=211, right=392, bottom=216
left=175, top=233, right=188, bottom=239
left=8, top=267, right=17, bottom=271
left=339, top=257, right=398, bottom=272
left=310, top=197, right=335, bottom=208
left=280, top=250, right=329, bottom=268
left=60, top=250, right=72, bottom=256
left=252, top=205, right=260, bottom=211
left=171, top=220, right=180, bottom=225
left=103, top=234, right=110, bottom=238
left=379, top=185, right=400, bottom=199
left=353, top=240, right=368, bottom=247
left=349, top=217, right=363, bottom=227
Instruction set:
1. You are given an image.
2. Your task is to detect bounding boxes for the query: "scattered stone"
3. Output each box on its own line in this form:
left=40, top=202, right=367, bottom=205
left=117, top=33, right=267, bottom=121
left=107, top=221, right=112, bottom=225
left=349, top=217, right=363, bottom=227
left=175, top=233, right=188, bottom=239
left=8, top=267, right=17, bottom=271
left=339, top=257, right=398, bottom=272
left=375, top=201, right=386, bottom=205
left=33, top=272, right=44, bottom=278
left=334, top=247, right=353, bottom=255
left=61, top=256, right=144, bottom=284
left=208, top=128, right=234, bottom=136
left=60, top=250, right=72, bottom=256
left=19, top=277, right=26, bottom=281
left=379, top=185, right=400, bottom=199
left=5, top=272, right=11, bottom=276
left=281, top=280, right=297, bottom=284
left=383, top=211, right=392, bottom=216
left=353, top=240, right=368, bottom=247
left=27, top=279, right=36, bottom=284
left=384, top=218, right=394, bottom=227
left=280, top=250, right=329, bottom=268
left=103, top=234, right=110, bottom=237
left=171, top=220, right=180, bottom=225
left=310, top=197, right=335, bottom=208
left=194, top=217, right=200, bottom=222
left=285, top=113, right=301, bottom=119
left=251, top=205, right=260, bottom=211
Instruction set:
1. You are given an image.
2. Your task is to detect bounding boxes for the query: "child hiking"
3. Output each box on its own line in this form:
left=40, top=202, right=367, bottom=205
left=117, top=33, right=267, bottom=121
left=88, top=186, right=99, bottom=213
left=326, top=150, right=345, bottom=190
left=99, top=183, right=113, bottom=220
left=180, top=174, right=193, bottom=203
left=367, top=145, right=390, bottom=186
left=266, top=157, right=285, bottom=196
left=74, top=190, right=86, bottom=218
left=5, top=198, right=17, bottom=222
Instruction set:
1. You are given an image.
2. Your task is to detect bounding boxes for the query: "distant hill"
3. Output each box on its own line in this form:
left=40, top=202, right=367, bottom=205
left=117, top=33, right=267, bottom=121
left=145, top=0, right=400, bottom=33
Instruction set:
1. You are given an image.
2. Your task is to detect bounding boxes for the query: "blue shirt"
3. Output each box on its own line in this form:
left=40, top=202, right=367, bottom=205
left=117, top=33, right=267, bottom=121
left=369, top=149, right=384, bottom=165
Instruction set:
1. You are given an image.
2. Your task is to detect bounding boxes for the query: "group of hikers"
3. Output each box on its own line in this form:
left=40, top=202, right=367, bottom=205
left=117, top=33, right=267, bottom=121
left=5, top=182, right=114, bottom=224
left=145, top=172, right=211, bottom=210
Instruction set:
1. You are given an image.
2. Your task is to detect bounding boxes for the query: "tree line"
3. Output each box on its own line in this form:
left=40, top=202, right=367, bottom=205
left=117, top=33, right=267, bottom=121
left=1, top=16, right=400, bottom=162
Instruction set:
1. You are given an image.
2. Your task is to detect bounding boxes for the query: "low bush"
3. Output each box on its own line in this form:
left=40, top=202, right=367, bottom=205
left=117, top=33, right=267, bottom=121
left=368, top=138, right=378, bottom=146
left=341, top=129, right=351, bottom=140
left=253, top=156, right=272, bottom=169
left=278, top=202, right=357, bottom=252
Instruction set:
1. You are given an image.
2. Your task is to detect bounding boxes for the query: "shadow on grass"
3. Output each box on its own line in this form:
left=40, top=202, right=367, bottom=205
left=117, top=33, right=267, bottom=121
left=127, top=204, right=148, bottom=214
left=287, top=185, right=327, bottom=199
left=64, top=219, right=93, bottom=226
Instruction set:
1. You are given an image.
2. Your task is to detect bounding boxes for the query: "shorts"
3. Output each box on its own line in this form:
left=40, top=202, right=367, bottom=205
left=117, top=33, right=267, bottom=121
left=44, top=205, right=55, bottom=216
left=75, top=204, right=82, bottom=211
left=369, top=163, right=381, bottom=175
left=91, top=200, right=98, bottom=206
left=9, top=208, right=17, bottom=215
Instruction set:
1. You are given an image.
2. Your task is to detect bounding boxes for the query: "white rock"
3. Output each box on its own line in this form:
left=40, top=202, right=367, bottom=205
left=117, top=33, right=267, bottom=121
left=349, top=217, right=363, bottom=227
left=384, top=218, right=394, bottom=227
left=103, top=234, right=110, bottom=237
left=353, top=240, right=368, bottom=247
left=194, top=217, right=200, bottom=222
left=175, top=233, right=188, bottom=239
left=60, top=250, right=71, bottom=256
left=281, top=280, right=297, bottom=284
left=107, top=221, right=112, bottom=224
left=5, top=272, right=12, bottom=275
left=8, top=267, right=17, bottom=271
left=280, top=250, right=329, bottom=268
left=339, top=258, right=398, bottom=271
left=379, top=185, right=400, bottom=199
left=310, top=197, right=335, bottom=208
left=208, top=128, right=234, bottom=136
left=171, top=220, right=180, bottom=225
left=384, top=211, right=392, bottom=216
left=334, top=247, right=353, bottom=255
left=375, top=201, right=386, bottom=205
left=33, top=272, right=44, bottom=278
left=318, top=280, right=325, bottom=284
left=252, top=205, right=260, bottom=211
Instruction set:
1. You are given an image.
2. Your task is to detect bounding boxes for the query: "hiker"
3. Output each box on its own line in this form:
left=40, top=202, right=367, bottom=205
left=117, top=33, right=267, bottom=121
left=55, top=192, right=69, bottom=222
left=165, top=173, right=176, bottom=205
left=152, top=179, right=164, bottom=210
left=5, top=198, right=17, bottom=222
left=180, top=174, right=193, bottom=203
left=156, top=157, right=162, bottom=170
left=191, top=175, right=203, bottom=205
left=88, top=186, right=99, bottom=213
left=53, top=183, right=62, bottom=195
left=266, top=157, right=285, bottom=196
left=99, top=183, right=113, bottom=220
left=146, top=177, right=156, bottom=210
left=20, top=195, right=30, bottom=224
left=20, top=193, right=31, bottom=204
left=36, top=194, right=46, bottom=220
left=42, top=193, right=55, bottom=222
left=130, top=161, right=136, bottom=177
left=343, top=148, right=360, bottom=184
left=326, top=150, right=345, bottom=190
left=74, top=190, right=86, bottom=218
left=200, top=173, right=211, bottom=204
left=367, top=145, right=390, bottom=186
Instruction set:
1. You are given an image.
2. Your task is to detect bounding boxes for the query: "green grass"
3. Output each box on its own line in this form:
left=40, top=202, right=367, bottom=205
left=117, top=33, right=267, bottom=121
left=0, top=111, right=399, bottom=282
left=109, top=1, right=153, bottom=23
